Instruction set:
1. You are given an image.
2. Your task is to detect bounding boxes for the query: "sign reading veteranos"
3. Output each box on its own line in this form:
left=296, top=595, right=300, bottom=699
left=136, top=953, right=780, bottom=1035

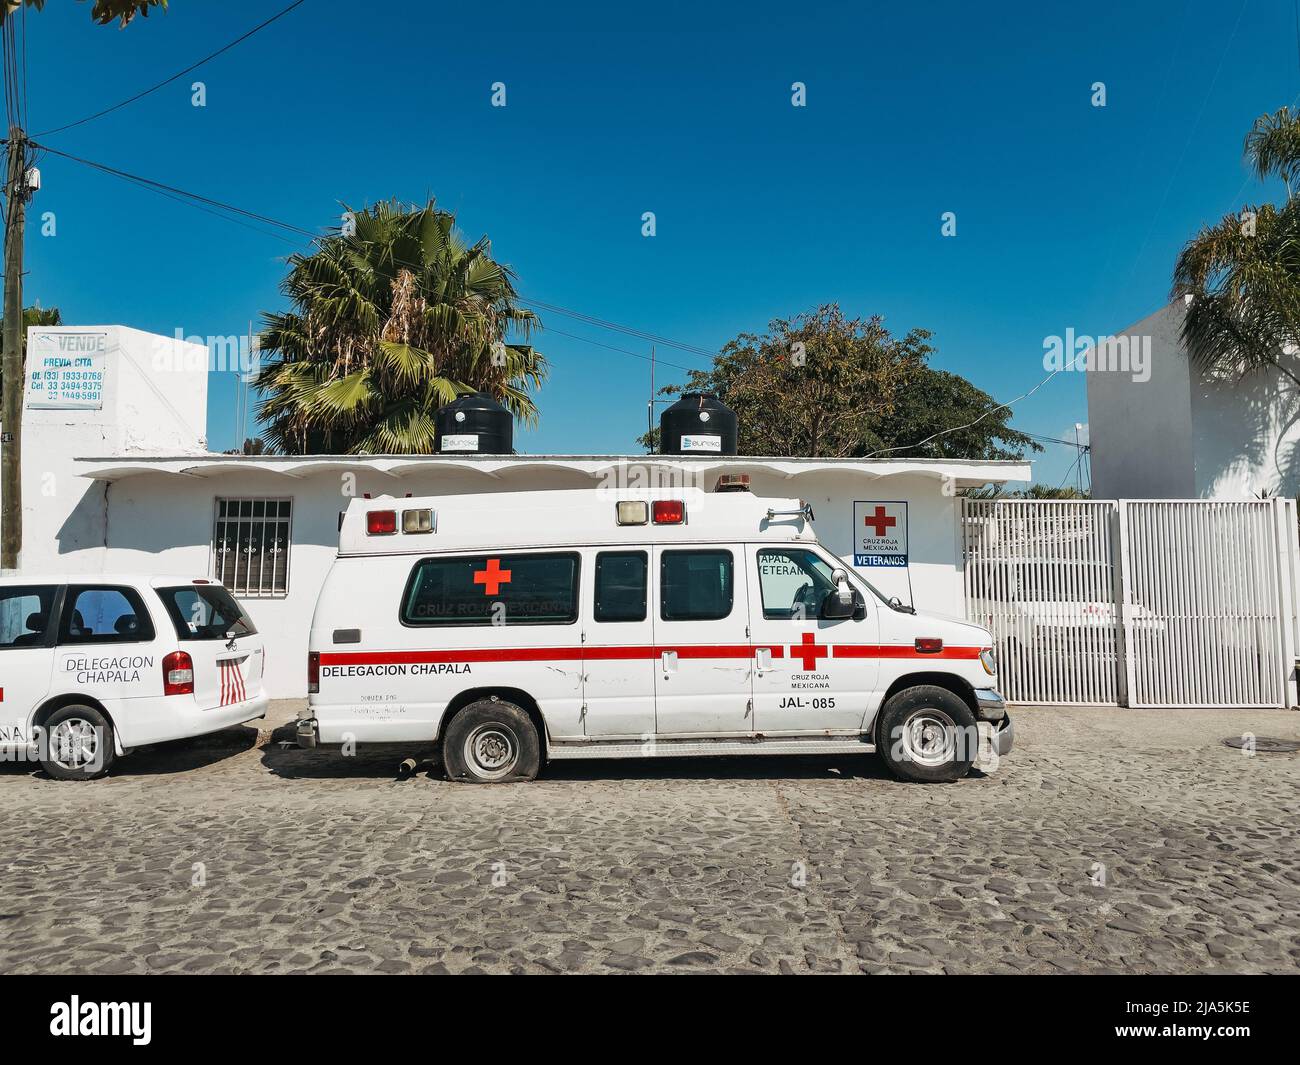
left=25, top=332, right=107, bottom=410
left=853, top=500, right=908, bottom=567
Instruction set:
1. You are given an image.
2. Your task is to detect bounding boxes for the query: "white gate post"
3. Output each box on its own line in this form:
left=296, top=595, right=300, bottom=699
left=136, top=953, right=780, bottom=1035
left=1271, top=497, right=1299, bottom=708
left=1114, top=500, right=1136, bottom=708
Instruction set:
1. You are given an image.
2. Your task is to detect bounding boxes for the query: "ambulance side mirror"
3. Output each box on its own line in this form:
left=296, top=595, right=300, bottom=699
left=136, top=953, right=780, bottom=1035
left=822, top=569, right=863, bottom=620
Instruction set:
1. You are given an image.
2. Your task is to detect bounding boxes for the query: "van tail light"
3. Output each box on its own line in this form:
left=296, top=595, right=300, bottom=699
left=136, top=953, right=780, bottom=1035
left=163, top=651, right=195, bottom=696
left=366, top=510, right=397, bottom=535
left=652, top=500, right=685, bottom=524
left=915, top=638, right=944, bottom=654
left=308, top=651, right=320, bottom=694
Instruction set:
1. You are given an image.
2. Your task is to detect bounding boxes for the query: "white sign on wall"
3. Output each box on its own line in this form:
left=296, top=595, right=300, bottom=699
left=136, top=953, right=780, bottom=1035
left=853, top=500, right=908, bottom=567
left=26, top=332, right=107, bottom=410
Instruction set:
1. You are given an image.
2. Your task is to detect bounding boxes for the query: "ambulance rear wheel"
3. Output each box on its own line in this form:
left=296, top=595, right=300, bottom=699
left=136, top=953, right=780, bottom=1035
left=40, top=704, right=115, bottom=781
left=442, top=699, right=540, bottom=783
left=876, top=686, right=976, bottom=783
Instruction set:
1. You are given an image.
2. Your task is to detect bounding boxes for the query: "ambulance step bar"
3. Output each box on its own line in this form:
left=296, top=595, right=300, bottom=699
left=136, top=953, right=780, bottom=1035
left=548, top=736, right=875, bottom=760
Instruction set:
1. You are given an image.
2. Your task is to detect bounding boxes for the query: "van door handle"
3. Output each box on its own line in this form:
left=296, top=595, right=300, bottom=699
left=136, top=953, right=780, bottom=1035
left=755, top=647, right=778, bottom=675
left=661, top=650, right=678, bottom=675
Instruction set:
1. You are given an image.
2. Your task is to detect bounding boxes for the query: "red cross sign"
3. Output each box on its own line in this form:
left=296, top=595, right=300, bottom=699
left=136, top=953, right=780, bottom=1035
left=473, top=558, right=512, bottom=596
left=791, top=632, right=828, bottom=671
left=863, top=505, right=897, bottom=537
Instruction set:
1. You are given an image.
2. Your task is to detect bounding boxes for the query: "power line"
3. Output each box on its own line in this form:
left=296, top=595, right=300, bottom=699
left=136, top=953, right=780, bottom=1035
left=518, top=296, right=717, bottom=362
left=32, top=141, right=321, bottom=239
left=543, top=325, right=701, bottom=374
left=34, top=0, right=308, bottom=137
left=866, top=344, right=1091, bottom=459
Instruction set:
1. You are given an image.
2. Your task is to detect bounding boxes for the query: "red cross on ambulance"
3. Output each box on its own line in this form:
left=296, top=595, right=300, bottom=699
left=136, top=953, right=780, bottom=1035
left=473, top=558, right=512, bottom=596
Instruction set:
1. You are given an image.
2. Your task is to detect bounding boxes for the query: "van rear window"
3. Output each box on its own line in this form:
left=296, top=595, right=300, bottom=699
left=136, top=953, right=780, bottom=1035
left=402, top=553, right=579, bottom=626
left=157, top=585, right=257, bottom=641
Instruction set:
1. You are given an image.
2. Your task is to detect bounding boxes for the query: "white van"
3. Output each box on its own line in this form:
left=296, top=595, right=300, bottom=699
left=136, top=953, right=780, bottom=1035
left=0, top=575, right=268, bottom=780
left=300, top=486, right=1012, bottom=783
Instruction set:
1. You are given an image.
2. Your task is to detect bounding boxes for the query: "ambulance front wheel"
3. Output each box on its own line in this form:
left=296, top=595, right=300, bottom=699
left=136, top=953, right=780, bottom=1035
left=40, top=704, right=116, bottom=782
left=876, top=685, right=976, bottom=783
left=442, top=698, right=541, bottom=783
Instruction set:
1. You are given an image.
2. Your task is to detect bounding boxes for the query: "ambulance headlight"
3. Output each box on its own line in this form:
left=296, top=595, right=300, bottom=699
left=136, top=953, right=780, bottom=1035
left=980, top=648, right=997, bottom=676
left=616, top=501, right=648, bottom=525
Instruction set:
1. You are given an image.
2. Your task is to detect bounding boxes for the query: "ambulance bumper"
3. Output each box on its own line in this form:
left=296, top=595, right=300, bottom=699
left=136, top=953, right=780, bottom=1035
left=973, top=687, right=1007, bottom=721
left=296, top=712, right=318, bottom=749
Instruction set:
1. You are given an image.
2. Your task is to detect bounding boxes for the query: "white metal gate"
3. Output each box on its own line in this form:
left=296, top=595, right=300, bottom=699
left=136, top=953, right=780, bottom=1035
left=961, top=498, right=1300, bottom=708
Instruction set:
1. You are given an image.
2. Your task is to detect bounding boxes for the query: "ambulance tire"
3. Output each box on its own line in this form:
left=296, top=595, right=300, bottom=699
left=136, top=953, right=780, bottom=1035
left=441, top=699, right=540, bottom=783
left=876, top=686, right=976, bottom=783
left=39, top=704, right=116, bottom=782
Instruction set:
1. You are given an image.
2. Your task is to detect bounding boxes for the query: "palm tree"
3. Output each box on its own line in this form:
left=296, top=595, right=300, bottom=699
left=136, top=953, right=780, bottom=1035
left=1172, top=108, right=1300, bottom=386
left=0, top=303, right=61, bottom=405
left=254, top=200, right=545, bottom=454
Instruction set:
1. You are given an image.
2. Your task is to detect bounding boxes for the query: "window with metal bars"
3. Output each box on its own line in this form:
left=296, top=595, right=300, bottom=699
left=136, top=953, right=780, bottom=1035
left=211, top=498, right=292, bottom=598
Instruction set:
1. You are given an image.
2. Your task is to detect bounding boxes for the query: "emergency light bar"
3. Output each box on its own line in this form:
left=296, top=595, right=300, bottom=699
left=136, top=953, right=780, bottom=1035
left=366, top=510, right=397, bottom=535
left=366, top=508, right=436, bottom=535
left=652, top=500, right=685, bottom=525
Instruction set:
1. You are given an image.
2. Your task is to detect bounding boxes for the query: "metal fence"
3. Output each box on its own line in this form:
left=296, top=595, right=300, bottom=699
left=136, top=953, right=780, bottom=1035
left=962, top=498, right=1300, bottom=708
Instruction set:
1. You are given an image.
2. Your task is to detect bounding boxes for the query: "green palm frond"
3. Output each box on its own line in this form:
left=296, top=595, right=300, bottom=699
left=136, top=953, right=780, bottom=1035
left=255, top=198, right=546, bottom=454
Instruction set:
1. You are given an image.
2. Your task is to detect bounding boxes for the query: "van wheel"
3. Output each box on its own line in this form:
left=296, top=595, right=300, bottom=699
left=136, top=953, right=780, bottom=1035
left=876, top=685, right=976, bottom=783
left=40, top=704, right=115, bottom=781
left=441, top=699, right=540, bottom=783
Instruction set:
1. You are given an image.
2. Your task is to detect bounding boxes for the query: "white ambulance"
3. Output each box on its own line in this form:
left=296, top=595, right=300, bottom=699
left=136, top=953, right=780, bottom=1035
left=301, top=484, right=1012, bottom=783
left=0, top=574, right=268, bottom=780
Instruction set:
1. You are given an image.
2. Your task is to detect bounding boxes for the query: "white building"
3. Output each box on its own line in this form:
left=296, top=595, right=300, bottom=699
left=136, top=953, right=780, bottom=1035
left=17, top=325, right=1030, bottom=697
left=1087, top=301, right=1300, bottom=499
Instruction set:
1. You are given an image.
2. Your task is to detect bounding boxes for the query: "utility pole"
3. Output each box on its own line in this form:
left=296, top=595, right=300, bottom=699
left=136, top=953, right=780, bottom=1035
left=2, top=126, right=29, bottom=572
left=647, top=344, right=655, bottom=442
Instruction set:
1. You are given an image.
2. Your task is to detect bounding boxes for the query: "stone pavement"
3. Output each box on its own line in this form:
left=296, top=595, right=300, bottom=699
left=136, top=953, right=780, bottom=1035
left=0, top=702, right=1296, bottom=974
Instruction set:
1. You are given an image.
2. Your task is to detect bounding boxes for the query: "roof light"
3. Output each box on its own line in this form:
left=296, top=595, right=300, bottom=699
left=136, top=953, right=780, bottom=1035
left=915, top=638, right=944, bottom=654
left=402, top=508, right=434, bottom=534
left=653, top=500, right=685, bottom=525
left=616, top=500, right=648, bottom=525
left=366, top=510, right=397, bottom=535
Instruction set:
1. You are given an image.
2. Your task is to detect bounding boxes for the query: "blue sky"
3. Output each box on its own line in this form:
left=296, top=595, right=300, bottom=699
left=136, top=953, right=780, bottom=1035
left=17, top=0, right=1297, bottom=485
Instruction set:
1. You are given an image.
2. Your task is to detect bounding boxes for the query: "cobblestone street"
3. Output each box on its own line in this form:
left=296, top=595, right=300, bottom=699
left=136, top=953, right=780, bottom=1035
left=0, top=703, right=1297, bottom=974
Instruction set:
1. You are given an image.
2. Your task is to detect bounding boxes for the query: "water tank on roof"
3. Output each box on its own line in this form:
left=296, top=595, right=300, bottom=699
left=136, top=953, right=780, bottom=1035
left=434, top=392, right=514, bottom=454
left=658, top=392, right=738, bottom=456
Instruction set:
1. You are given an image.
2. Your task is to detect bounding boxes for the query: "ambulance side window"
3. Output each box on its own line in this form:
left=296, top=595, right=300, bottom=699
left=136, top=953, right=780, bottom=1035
left=401, top=553, right=579, bottom=626
left=660, top=550, right=733, bottom=622
left=594, top=551, right=647, bottom=622
left=756, top=548, right=837, bottom=620
left=0, top=585, right=58, bottom=649
left=59, top=586, right=156, bottom=645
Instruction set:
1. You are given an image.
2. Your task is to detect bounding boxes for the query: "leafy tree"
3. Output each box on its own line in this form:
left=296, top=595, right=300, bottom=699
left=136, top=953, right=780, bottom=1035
left=1173, top=106, right=1300, bottom=386
left=0, top=303, right=60, bottom=404
left=2, top=1, right=166, bottom=27
left=639, top=303, right=1039, bottom=460
left=254, top=200, right=544, bottom=455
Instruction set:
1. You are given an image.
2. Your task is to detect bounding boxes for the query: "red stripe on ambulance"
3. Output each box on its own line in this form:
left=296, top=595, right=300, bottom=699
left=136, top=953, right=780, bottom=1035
left=320, top=644, right=985, bottom=667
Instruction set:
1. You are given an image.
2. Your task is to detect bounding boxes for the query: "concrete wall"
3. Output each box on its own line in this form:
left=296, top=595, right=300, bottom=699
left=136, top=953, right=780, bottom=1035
left=1088, top=301, right=1300, bottom=500
left=20, top=325, right=209, bottom=572
left=1087, top=303, right=1196, bottom=498
left=13, top=324, right=982, bottom=698
left=80, top=465, right=967, bottom=697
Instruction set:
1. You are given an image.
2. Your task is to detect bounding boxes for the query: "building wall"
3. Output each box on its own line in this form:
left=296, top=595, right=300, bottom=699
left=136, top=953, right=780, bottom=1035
left=15, top=325, right=987, bottom=699
left=20, top=325, right=209, bottom=573
left=86, top=465, right=967, bottom=697
left=1086, top=303, right=1196, bottom=498
left=1088, top=301, right=1300, bottom=499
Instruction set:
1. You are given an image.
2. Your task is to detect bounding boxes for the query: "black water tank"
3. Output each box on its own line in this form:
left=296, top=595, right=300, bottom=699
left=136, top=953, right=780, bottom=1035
left=434, top=392, right=514, bottom=454
left=659, top=392, right=738, bottom=455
